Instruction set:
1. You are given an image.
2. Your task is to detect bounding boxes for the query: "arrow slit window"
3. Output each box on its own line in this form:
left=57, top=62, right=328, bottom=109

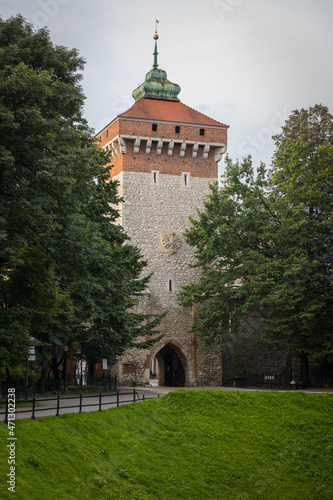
left=151, top=170, right=159, bottom=185
left=182, top=172, right=190, bottom=187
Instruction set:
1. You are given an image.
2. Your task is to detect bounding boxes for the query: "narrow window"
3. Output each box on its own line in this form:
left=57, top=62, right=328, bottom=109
left=151, top=170, right=159, bottom=185
left=182, top=172, right=190, bottom=187
left=152, top=123, right=158, bottom=132
left=106, top=130, right=108, bottom=137
left=169, top=279, right=173, bottom=291
left=175, top=125, right=180, bottom=134
left=200, top=128, right=205, bottom=136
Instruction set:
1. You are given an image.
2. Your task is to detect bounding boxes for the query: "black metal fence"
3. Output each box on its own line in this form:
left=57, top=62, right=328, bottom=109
left=224, top=374, right=289, bottom=389
left=225, top=373, right=333, bottom=389
left=86, top=375, right=117, bottom=390
left=0, top=375, right=117, bottom=401
left=0, top=389, right=160, bottom=423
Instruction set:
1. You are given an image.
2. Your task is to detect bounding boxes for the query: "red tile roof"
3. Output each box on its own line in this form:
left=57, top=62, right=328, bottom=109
left=118, top=98, right=228, bottom=128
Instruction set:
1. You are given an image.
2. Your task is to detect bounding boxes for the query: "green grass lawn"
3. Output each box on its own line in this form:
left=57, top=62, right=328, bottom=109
left=0, top=390, right=332, bottom=500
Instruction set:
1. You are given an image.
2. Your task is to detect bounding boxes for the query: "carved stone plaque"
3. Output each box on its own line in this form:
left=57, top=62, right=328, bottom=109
left=160, top=231, right=182, bottom=255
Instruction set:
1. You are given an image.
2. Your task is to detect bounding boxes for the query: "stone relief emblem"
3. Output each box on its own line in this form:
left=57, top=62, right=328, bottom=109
left=160, top=231, right=182, bottom=255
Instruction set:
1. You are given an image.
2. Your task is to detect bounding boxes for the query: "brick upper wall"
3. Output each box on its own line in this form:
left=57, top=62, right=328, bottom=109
left=97, top=111, right=227, bottom=179
left=122, top=146, right=218, bottom=178
left=119, top=119, right=227, bottom=144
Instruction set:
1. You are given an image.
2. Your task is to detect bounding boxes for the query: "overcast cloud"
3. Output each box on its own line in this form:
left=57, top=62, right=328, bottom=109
left=1, top=0, right=332, bottom=174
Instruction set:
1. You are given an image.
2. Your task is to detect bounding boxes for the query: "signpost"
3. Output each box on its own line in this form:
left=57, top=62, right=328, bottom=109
left=64, top=346, right=69, bottom=392
left=26, top=341, right=36, bottom=400
left=102, top=359, right=107, bottom=389
left=28, top=346, right=36, bottom=362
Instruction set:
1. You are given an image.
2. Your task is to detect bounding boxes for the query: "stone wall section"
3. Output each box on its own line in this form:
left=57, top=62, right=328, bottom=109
left=113, top=169, right=223, bottom=386
left=222, top=314, right=300, bottom=386
left=118, top=171, right=208, bottom=307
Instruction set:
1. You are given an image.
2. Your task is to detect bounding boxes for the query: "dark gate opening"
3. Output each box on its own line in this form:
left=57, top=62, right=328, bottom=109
left=158, top=344, right=185, bottom=387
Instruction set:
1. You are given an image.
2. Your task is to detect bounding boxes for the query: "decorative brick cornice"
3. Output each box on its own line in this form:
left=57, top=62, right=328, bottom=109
left=103, top=135, right=227, bottom=162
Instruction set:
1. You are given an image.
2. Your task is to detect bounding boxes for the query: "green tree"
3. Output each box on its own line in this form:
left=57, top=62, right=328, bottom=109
left=273, top=104, right=333, bottom=154
left=178, top=107, right=333, bottom=385
left=0, top=16, right=161, bottom=379
left=270, top=104, right=333, bottom=382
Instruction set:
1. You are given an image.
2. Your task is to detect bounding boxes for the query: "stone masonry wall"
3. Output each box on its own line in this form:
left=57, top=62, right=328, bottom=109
left=114, top=169, right=223, bottom=386
left=118, top=171, right=207, bottom=308
left=222, top=314, right=301, bottom=387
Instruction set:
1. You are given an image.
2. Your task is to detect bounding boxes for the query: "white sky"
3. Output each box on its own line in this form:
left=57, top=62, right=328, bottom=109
left=1, top=0, right=333, bottom=175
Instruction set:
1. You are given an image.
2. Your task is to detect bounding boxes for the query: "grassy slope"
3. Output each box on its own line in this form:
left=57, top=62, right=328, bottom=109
left=0, top=390, right=332, bottom=500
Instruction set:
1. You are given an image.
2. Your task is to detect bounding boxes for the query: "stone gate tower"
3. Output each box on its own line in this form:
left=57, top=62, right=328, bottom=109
left=97, top=30, right=228, bottom=386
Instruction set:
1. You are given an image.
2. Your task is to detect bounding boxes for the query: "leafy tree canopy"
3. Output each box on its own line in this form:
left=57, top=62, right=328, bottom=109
left=0, top=16, right=161, bottom=370
left=178, top=105, right=333, bottom=369
left=273, top=104, right=333, bottom=155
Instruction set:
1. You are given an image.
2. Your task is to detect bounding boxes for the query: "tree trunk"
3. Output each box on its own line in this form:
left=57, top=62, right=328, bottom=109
left=51, top=345, right=62, bottom=389
left=88, top=363, right=95, bottom=386
left=324, top=355, right=330, bottom=377
left=40, top=357, right=47, bottom=392
left=6, top=367, right=11, bottom=385
left=300, top=351, right=310, bottom=387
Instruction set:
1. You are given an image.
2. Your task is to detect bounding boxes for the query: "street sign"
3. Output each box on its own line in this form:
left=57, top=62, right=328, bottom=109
left=28, top=346, right=35, bottom=362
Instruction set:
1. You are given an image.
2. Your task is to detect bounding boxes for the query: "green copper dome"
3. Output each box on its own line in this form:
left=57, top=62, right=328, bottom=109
left=132, top=31, right=181, bottom=102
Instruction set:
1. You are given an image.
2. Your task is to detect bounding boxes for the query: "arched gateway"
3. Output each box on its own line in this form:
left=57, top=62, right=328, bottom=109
left=151, top=343, right=186, bottom=387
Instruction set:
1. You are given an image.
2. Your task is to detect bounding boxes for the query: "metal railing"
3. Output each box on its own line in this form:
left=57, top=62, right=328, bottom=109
left=0, top=389, right=160, bottom=423
left=0, top=376, right=118, bottom=401
left=224, top=373, right=333, bottom=389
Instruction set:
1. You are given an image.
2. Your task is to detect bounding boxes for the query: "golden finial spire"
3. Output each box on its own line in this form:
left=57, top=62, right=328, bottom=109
left=154, top=19, right=159, bottom=40
left=153, top=20, right=159, bottom=69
